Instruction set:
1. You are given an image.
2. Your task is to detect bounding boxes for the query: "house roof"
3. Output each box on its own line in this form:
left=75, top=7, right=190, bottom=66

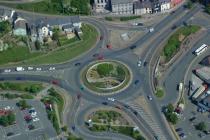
left=14, top=18, right=26, bottom=29
left=134, top=0, right=152, bottom=9
left=158, top=0, right=171, bottom=3
left=111, top=0, right=133, bottom=5
left=62, top=24, right=74, bottom=30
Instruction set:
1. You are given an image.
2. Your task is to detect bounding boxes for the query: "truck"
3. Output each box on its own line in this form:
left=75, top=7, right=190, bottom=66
left=191, top=85, right=207, bottom=100
left=16, top=67, right=24, bottom=71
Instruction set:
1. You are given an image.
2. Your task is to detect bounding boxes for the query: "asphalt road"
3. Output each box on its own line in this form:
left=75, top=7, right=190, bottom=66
left=0, top=3, right=205, bottom=140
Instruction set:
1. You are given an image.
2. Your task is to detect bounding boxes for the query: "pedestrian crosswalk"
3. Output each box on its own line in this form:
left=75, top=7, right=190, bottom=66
left=127, top=101, right=167, bottom=140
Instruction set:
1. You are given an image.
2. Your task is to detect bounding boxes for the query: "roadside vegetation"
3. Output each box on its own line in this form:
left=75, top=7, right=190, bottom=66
left=1, top=0, right=90, bottom=15
left=163, top=104, right=179, bottom=125
left=41, top=88, right=64, bottom=134
left=162, top=25, right=200, bottom=62
left=105, top=15, right=141, bottom=21
left=0, top=92, right=34, bottom=99
left=87, top=110, right=145, bottom=140
left=0, top=82, right=44, bottom=94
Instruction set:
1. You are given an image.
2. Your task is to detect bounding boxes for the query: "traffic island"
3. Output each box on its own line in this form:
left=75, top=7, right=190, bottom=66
left=81, top=60, right=132, bottom=95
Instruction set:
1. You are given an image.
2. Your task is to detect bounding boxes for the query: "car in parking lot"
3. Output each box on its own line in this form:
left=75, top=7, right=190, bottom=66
left=143, top=61, right=147, bottom=67
left=175, top=128, right=183, bottom=132
left=49, top=67, right=55, bottom=70
left=36, top=67, right=42, bottom=71
left=133, top=111, right=138, bottom=116
left=179, top=133, right=186, bottom=138
left=102, top=102, right=108, bottom=105
left=28, top=67, right=33, bottom=70
left=7, top=132, right=14, bottom=136
left=189, top=116, right=196, bottom=122
left=130, top=45, right=137, bottom=50
left=4, top=69, right=11, bottom=73
left=137, top=60, right=141, bottom=67
left=51, top=80, right=59, bottom=85
left=33, top=117, right=39, bottom=122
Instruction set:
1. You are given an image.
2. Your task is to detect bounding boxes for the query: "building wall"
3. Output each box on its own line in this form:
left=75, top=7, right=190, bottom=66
left=160, top=2, right=170, bottom=11
left=13, top=29, right=27, bottom=36
left=134, top=8, right=152, bottom=15
left=171, top=0, right=183, bottom=7
left=94, top=0, right=109, bottom=12
left=111, top=2, right=133, bottom=15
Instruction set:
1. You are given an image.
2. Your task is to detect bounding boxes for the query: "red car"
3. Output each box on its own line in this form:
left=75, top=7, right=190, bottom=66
left=106, top=44, right=112, bottom=49
left=51, top=80, right=59, bottom=85
left=24, top=115, right=32, bottom=121
left=97, top=55, right=104, bottom=60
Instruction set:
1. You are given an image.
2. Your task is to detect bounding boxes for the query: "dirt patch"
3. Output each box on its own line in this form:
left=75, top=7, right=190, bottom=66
left=110, top=29, right=144, bottom=49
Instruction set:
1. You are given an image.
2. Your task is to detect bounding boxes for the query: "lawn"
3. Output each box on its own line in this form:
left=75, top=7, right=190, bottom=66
left=0, top=82, right=44, bottom=94
left=163, top=25, right=200, bottom=61
left=0, top=24, right=98, bottom=66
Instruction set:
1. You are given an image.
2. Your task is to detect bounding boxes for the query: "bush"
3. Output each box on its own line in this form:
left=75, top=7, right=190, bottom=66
left=119, top=16, right=141, bottom=21
left=195, top=122, right=207, bottom=131
left=155, top=88, right=164, bottom=98
left=105, top=17, right=113, bottom=21
left=97, top=63, right=114, bottom=77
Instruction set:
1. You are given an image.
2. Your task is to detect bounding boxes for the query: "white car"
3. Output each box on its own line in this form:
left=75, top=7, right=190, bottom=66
left=49, top=67, right=55, bottom=71
left=4, top=69, right=11, bottom=73
left=33, top=117, right=39, bottom=122
left=4, top=106, right=11, bottom=110
left=28, top=67, right=33, bottom=70
left=108, top=98, right=115, bottom=102
left=137, top=61, right=142, bottom=67
left=36, top=68, right=42, bottom=71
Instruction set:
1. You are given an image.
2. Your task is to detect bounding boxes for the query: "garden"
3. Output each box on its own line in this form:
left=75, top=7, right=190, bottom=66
left=82, top=60, right=131, bottom=94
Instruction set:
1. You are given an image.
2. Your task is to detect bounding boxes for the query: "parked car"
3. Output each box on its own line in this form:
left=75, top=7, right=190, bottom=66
left=102, top=102, right=108, bottom=105
left=4, top=69, right=11, bottom=73
left=133, top=111, right=138, bottom=116
left=28, top=67, right=33, bottom=70
left=175, top=128, right=183, bottom=132
left=137, top=60, right=141, bottom=67
left=28, top=124, right=35, bottom=130
left=51, top=80, right=59, bottom=85
left=149, top=27, right=154, bottom=32
left=36, top=68, right=42, bottom=71
left=189, top=116, right=196, bottom=122
left=33, top=117, right=39, bottom=122
left=130, top=45, right=137, bottom=50
left=7, top=132, right=14, bottom=136
left=179, top=133, right=186, bottom=138
left=143, top=61, right=147, bottom=67
left=49, top=67, right=55, bottom=70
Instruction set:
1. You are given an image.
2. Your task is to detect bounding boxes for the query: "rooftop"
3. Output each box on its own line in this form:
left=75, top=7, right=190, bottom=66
left=111, top=0, right=133, bottom=5
left=134, top=0, right=152, bottom=9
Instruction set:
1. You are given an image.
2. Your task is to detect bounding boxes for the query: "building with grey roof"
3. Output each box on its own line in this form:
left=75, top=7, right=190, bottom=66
left=0, top=9, right=15, bottom=22
left=111, top=0, right=133, bottom=15
left=134, top=0, right=152, bottom=15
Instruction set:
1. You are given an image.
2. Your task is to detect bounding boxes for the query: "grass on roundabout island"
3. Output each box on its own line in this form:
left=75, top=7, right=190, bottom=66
left=0, top=24, right=98, bottom=66
left=81, top=60, right=131, bottom=95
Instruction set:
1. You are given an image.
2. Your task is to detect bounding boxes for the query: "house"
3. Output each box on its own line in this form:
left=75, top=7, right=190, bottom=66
left=37, top=22, right=49, bottom=37
left=170, top=0, right=183, bottom=7
left=151, top=0, right=161, bottom=13
left=134, top=0, right=152, bottom=15
left=0, top=9, right=15, bottom=22
left=93, top=0, right=109, bottom=12
left=29, top=24, right=38, bottom=42
left=159, top=0, right=171, bottom=11
left=111, top=0, right=133, bottom=15
left=13, top=17, right=27, bottom=36
left=62, top=24, right=74, bottom=33
left=71, top=16, right=82, bottom=28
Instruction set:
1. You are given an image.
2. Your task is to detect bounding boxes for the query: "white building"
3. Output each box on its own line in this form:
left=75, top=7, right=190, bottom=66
left=159, top=0, right=171, bottom=11
left=0, top=9, right=15, bottom=22
left=94, top=0, right=109, bottom=12
left=111, top=0, right=133, bottom=15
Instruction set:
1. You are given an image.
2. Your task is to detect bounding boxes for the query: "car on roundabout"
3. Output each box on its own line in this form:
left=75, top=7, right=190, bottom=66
left=107, top=97, right=115, bottom=102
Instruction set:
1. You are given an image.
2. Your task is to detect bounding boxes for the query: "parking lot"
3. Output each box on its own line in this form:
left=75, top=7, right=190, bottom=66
left=0, top=100, right=57, bottom=140
left=175, top=97, right=210, bottom=140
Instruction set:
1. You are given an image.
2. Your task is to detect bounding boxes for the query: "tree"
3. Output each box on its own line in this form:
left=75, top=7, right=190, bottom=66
left=196, top=122, right=207, bottom=131
left=0, top=116, right=8, bottom=126
left=52, top=32, right=59, bottom=41
left=0, top=21, right=11, bottom=34
left=186, top=1, right=193, bottom=9
left=17, top=100, right=30, bottom=109
left=62, top=125, right=68, bottom=132
left=7, top=113, right=15, bottom=125
left=35, top=40, right=41, bottom=50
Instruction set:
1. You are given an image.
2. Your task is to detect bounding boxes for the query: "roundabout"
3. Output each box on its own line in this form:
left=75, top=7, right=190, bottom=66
left=81, top=60, right=132, bottom=95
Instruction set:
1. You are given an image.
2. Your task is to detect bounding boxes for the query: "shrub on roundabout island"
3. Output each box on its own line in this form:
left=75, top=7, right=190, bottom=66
left=96, top=63, right=114, bottom=77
